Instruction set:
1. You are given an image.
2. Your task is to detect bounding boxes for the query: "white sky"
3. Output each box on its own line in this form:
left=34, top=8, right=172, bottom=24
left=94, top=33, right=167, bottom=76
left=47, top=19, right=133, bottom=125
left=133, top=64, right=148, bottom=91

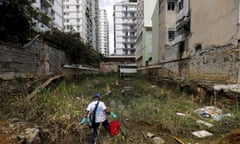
left=99, top=0, right=123, bottom=55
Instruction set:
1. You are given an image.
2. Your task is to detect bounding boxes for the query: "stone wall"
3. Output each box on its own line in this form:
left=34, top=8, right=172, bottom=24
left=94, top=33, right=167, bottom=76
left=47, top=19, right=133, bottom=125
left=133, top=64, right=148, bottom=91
left=0, top=40, right=71, bottom=80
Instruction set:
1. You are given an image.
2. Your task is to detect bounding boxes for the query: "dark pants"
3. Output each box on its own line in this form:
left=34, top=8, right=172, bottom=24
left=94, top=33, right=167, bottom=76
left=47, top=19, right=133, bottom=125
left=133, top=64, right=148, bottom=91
left=90, top=119, right=110, bottom=144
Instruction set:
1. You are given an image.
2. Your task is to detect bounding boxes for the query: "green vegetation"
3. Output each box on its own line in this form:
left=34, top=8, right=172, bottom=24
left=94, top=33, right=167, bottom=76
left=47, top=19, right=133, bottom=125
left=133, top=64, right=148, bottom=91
left=0, top=0, right=39, bottom=43
left=0, top=73, right=239, bottom=143
left=0, top=1, right=102, bottom=66
left=41, top=29, right=103, bottom=66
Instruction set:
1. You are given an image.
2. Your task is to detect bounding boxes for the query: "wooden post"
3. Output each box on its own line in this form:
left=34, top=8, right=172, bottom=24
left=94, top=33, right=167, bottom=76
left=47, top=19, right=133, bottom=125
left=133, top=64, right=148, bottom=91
left=106, top=83, right=110, bottom=92
left=115, top=79, right=119, bottom=86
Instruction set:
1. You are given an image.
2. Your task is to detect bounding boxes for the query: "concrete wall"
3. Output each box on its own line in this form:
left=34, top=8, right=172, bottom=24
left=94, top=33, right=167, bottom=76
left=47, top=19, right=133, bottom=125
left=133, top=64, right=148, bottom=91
left=189, top=0, right=239, bottom=52
left=0, top=40, right=71, bottom=80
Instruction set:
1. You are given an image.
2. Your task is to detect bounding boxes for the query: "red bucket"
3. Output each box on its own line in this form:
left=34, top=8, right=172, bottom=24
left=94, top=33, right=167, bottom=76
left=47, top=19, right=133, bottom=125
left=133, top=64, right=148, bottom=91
left=110, top=120, right=121, bottom=137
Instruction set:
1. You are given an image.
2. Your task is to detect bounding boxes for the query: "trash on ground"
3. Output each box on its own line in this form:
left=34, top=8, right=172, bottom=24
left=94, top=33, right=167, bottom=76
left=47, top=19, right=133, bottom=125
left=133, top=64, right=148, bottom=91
left=194, top=106, right=222, bottom=121
left=192, top=130, right=213, bottom=138
left=152, top=136, right=165, bottom=144
left=147, top=132, right=155, bottom=138
left=213, top=84, right=240, bottom=93
left=173, top=136, right=185, bottom=144
left=151, top=85, right=156, bottom=88
left=176, top=112, right=189, bottom=117
left=196, top=120, right=213, bottom=128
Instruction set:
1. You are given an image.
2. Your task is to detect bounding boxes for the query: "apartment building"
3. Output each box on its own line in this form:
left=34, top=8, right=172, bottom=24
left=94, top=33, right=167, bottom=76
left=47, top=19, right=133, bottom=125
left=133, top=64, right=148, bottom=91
left=154, top=0, right=240, bottom=82
left=32, top=0, right=64, bottom=32
left=63, top=0, right=98, bottom=50
left=160, top=0, right=240, bottom=61
left=52, top=0, right=64, bottom=31
left=135, top=0, right=156, bottom=67
left=135, top=0, right=143, bottom=66
left=97, top=9, right=109, bottom=56
left=158, top=0, right=177, bottom=63
left=113, top=0, right=137, bottom=56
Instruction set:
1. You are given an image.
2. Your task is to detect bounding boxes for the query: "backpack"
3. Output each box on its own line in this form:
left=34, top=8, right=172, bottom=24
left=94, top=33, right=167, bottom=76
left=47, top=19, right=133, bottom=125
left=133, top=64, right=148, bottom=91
left=88, top=101, right=99, bottom=128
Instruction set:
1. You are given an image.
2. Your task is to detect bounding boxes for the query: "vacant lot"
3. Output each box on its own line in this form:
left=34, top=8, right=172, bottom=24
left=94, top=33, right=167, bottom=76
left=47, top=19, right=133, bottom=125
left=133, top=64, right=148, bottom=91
left=0, top=73, right=239, bottom=144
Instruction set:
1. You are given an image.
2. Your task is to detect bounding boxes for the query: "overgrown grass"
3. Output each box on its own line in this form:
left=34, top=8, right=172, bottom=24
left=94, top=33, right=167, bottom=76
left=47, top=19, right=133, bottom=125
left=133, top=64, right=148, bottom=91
left=0, top=73, right=240, bottom=144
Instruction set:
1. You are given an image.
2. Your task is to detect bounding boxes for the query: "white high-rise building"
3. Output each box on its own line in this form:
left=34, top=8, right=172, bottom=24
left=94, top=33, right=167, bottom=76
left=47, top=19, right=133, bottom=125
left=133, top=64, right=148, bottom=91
left=63, top=0, right=98, bottom=50
left=32, top=0, right=64, bottom=32
left=97, top=9, right=109, bottom=56
left=52, top=0, right=64, bottom=31
left=113, top=0, right=137, bottom=56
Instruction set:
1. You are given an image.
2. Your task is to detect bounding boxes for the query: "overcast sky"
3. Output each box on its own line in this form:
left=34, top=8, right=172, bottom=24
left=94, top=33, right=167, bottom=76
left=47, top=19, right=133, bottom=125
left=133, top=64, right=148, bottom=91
left=99, top=0, right=123, bottom=55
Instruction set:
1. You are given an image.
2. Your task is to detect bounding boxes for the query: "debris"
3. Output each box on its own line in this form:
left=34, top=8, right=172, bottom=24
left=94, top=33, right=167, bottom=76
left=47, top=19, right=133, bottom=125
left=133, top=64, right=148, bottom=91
left=151, top=85, right=156, bottom=88
left=176, top=112, right=188, bottom=117
left=27, top=75, right=64, bottom=99
left=173, top=136, right=185, bottom=144
left=147, top=132, right=155, bottom=138
left=152, top=136, right=165, bottom=144
left=194, top=106, right=222, bottom=121
left=192, top=130, right=213, bottom=138
left=196, top=120, right=213, bottom=128
left=124, top=86, right=132, bottom=91
left=213, top=84, right=240, bottom=93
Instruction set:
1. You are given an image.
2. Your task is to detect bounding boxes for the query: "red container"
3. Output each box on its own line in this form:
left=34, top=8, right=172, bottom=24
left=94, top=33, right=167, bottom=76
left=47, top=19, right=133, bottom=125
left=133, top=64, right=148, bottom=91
left=110, top=120, right=121, bottom=137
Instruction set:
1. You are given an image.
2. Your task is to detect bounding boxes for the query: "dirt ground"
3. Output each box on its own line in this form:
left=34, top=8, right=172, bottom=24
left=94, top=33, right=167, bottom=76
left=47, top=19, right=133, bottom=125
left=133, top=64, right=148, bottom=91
left=221, top=129, right=240, bottom=144
left=0, top=120, right=19, bottom=144
left=0, top=77, right=240, bottom=144
left=1, top=118, right=240, bottom=144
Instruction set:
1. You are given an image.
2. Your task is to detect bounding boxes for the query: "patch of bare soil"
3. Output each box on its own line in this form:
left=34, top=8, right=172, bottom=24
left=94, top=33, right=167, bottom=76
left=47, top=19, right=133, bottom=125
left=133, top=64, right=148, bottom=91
left=0, top=120, right=19, bottom=144
left=221, top=129, right=240, bottom=144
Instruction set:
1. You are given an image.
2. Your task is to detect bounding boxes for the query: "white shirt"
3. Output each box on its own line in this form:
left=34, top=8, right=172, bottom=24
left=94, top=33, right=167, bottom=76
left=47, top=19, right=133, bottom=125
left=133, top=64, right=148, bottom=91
left=86, top=100, right=107, bottom=123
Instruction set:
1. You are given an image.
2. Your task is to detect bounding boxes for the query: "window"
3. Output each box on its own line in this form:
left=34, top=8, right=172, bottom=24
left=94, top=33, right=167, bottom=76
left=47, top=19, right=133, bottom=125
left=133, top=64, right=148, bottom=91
left=168, top=31, right=175, bottom=41
left=178, top=0, right=183, bottom=11
left=168, top=1, right=175, bottom=11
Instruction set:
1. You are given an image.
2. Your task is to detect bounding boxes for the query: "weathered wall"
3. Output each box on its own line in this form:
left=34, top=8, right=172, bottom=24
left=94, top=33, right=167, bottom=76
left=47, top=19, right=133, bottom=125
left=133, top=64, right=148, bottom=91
left=153, top=45, right=240, bottom=84
left=0, top=40, right=71, bottom=80
left=158, top=0, right=177, bottom=63
left=189, top=0, right=239, bottom=51
left=99, top=62, right=120, bottom=73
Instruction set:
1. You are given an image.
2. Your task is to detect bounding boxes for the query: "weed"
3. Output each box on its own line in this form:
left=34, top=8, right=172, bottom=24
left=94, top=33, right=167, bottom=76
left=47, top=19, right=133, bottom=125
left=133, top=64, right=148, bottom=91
left=0, top=73, right=240, bottom=143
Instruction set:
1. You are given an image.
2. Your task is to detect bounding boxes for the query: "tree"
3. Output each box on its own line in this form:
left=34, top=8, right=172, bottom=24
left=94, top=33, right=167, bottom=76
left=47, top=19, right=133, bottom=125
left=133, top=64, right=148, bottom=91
left=0, top=0, right=37, bottom=43
left=41, top=29, right=102, bottom=66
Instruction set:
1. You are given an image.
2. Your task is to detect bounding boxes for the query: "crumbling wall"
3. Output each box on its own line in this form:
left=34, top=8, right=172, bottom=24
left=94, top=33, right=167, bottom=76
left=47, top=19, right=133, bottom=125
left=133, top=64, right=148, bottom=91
left=0, top=40, right=71, bottom=80
left=189, top=45, right=239, bottom=83
left=156, top=45, right=240, bottom=84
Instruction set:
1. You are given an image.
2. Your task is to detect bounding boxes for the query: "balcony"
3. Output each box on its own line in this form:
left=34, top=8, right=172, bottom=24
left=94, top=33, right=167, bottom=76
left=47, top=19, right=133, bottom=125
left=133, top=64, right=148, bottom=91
left=176, top=0, right=189, bottom=24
